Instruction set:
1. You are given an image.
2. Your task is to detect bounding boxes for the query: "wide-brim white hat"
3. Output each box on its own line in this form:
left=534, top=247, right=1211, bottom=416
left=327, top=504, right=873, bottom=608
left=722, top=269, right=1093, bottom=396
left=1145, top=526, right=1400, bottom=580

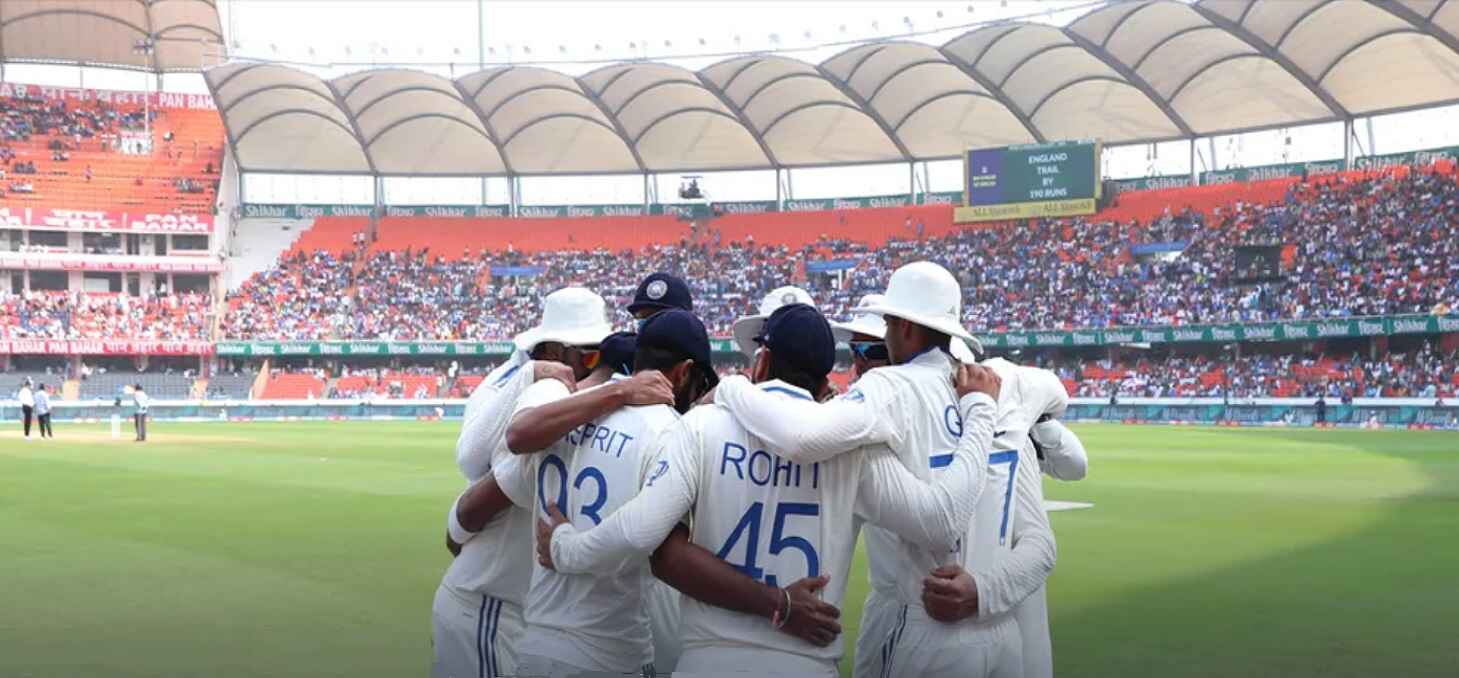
left=831, top=294, right=888, bottom=342
left=861, top=261, right=984, bottom=355
left=732, top=285, right=816, bottom=356
left=513, top=287, right=614, bottom=352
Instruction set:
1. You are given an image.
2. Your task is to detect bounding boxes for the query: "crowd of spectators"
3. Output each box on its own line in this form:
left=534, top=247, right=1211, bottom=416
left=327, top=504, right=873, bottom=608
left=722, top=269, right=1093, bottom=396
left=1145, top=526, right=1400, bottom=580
left=1044, top=342, right=1456, bottom=399
left=1, top=92, right=150, bottom=146
left=0, top=290, right=212, bottom=341
left=225, top=168, right=1457, bottom=341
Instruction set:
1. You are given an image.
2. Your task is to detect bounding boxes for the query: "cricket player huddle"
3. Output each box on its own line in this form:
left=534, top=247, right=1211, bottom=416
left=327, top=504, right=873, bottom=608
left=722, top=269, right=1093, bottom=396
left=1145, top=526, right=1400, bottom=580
left=431, top=260, right=1089, bottom=678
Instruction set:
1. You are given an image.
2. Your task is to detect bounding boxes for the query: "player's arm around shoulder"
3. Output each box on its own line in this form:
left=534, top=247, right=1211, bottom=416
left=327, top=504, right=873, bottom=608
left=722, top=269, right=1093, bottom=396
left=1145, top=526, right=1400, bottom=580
left=541, top=416, right=703, bottom=575
left=712, top=372, right=891, bottom=463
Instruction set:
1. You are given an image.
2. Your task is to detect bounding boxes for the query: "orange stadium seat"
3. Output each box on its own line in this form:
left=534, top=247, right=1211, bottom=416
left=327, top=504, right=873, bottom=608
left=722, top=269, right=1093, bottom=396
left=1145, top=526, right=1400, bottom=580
left=0, top=89, right=223, bottom=213
left=259, top=372, right=326, bottom=400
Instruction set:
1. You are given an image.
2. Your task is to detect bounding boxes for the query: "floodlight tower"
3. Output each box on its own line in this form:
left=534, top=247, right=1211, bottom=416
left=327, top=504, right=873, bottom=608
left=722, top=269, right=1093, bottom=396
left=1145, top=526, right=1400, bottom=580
left=133, top=37, right=157, bottom=151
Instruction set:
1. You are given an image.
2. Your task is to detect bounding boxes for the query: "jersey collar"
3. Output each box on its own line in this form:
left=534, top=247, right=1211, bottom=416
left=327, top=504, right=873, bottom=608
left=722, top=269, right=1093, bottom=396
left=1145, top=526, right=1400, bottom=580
left=757, top=379, right=814, bottom=401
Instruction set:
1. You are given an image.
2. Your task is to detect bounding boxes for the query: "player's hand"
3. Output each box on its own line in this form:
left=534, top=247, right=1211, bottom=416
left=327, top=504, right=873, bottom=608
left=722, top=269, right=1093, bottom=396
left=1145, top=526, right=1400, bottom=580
left=953, top=364, right=1001, bottom=400
left=617, top=370, right=675, bottom=406
left=778, top=575, right=842, bottom=647
left=533, top=361, right=577, bottom=391
left=535, top=502, right=570, bottom=570
left=446, top=532, right=462, bottom=558
left=816, top=380, right=839, bottom=402
left=922, top=565, right=980, bottom=623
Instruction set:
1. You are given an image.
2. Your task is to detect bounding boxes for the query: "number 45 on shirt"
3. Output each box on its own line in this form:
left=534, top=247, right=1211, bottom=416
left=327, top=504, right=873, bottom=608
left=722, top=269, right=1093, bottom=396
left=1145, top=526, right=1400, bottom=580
left=715, top=501, right=820, bottom=587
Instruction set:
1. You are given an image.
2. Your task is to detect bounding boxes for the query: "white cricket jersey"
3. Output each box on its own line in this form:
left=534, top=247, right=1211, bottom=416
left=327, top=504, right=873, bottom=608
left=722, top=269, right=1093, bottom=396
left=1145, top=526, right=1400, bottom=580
left=547, top=379, right=996, bottom=666
left=441, top=356, right=536, bottom=606
left=713, top=348, right=974, bottom=606
left=495, top=375, right=681, bottom=671
left=962, top=358, right=1066, bottom=620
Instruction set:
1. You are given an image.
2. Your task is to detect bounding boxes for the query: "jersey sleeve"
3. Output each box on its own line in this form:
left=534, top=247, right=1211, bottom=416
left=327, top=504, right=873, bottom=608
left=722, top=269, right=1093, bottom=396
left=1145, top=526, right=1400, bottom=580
left=1032, top=419, right=1087, bottom=481
left=513, top=377, right=572, bottom=416
left=455, top=362, right=536, bottom=482
left=550, top=418, right=701, bottom=574
left=1024, top=366, right=1070, bottom=419
left=974, top=442, right=1057, bottom=618
left=492, top=451, right=539, bottom=511
left=712, top=373, right=899, bottom=463
left=854, top=392, right=996, bottom=548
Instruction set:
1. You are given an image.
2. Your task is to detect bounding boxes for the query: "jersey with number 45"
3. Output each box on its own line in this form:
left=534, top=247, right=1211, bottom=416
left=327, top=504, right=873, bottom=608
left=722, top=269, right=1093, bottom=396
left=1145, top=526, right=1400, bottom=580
left=548, top=379, right=996, bottom=665
left=494, top=375, right=680, bottom=671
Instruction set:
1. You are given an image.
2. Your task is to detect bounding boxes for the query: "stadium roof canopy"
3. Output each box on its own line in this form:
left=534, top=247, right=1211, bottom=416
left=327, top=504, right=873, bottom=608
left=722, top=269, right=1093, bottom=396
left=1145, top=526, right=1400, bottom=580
left=207, top=0, right=1459, bottom=176
left=0, top=0, right=225, bottom=72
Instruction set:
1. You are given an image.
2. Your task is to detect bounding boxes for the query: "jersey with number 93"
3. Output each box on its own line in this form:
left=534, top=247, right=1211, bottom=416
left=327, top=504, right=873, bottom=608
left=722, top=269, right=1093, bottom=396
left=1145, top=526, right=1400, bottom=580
left=495, top=376, right=682, bottom=670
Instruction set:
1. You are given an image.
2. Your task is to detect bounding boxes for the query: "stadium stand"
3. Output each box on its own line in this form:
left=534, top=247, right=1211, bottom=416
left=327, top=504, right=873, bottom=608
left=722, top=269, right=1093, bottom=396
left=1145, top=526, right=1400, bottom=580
left=258, top=370, right=327, bottom=400
left=1, top=291, right=213, bottom=340
left=223, top=164, right=1459, bottom=341
left=78, top=371, right=194, bottom=401
left=205, top=370, right=258, bottom=400
left=1045, top=342, right=1457, bottom=400
left=224, top=218, right=311, bottom=290
left=0, top=370, right=61, bottom=397
left=0, top=90, right=223, bottom=212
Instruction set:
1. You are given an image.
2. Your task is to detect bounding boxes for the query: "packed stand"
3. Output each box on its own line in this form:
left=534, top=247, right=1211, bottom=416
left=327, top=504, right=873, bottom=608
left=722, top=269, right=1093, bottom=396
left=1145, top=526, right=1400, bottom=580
left=224, top=168, right=1459, bottom=341
left=1043, top=342, right=1457, bottom=399
left=0, top=290, right=212, bottom=341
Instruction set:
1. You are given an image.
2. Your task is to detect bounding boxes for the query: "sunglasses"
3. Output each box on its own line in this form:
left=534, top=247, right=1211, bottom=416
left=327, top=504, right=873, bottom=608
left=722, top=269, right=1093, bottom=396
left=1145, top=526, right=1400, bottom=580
left=567, top=345, right=601, bottom=370
left=849, top=341, right=889, bottom=362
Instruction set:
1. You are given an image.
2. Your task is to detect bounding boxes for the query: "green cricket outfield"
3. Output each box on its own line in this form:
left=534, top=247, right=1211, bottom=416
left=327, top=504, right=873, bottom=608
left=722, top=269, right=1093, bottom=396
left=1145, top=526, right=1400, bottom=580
left=2, top=422, right=1456, bottom=677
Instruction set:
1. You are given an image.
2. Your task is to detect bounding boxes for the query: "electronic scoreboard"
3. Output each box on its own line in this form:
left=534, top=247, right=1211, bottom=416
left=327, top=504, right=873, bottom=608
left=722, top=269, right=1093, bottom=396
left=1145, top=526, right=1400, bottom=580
left=956, top=140, right=1102, bottom=222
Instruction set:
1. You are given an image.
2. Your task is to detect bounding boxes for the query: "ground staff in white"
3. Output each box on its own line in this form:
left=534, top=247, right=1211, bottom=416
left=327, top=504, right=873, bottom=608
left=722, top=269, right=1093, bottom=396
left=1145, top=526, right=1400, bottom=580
left=493, top=310, right=716, bottom=676
left=713, top=262, right=1021, bottom=678
left=539, top=304, right=1001, bottom=677
left=432, top=287, right=613, bottom=678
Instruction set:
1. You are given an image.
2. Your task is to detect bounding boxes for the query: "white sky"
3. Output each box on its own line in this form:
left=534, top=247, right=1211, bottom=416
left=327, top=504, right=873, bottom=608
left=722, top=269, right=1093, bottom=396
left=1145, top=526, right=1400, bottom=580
left=4, top=0, right=1458, bottom=205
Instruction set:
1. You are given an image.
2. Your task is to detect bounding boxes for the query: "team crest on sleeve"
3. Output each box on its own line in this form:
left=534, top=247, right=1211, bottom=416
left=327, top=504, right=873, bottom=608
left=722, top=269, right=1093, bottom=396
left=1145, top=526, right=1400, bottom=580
left=646, top=280, right=668, bottom=300
left=844, top=388, right=865, bottom=402
left=646, top=459, right=670, bottom=486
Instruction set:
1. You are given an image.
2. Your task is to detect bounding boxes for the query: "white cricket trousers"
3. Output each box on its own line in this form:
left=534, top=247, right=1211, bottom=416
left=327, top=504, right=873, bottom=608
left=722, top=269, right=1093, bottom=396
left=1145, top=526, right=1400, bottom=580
left=674, top=645, right=838, bottom=677
left=431, top=584, right=523, bottom=678
left=852, top=590, right=1024, bottom=678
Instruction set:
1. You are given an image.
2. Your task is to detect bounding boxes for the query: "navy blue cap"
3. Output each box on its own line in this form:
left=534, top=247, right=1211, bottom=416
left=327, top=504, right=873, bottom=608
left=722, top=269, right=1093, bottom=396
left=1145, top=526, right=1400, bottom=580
left=598, top=331, right=638, bottom=376
left=756, top=303, right=836, bottom=379
left=637, top=309, right=718, bottom=388
left=628, top=272, right=693, bottom=315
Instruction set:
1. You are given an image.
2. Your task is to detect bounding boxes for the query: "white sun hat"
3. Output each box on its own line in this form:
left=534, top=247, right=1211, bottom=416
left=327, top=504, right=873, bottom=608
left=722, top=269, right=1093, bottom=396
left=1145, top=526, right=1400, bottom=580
left=831, top=293, right=888, bottom=342
left=862, top=261, right=983, bottom=355
left=732, top=285, right=816, bottom=356
left=513, top=287, right=614, bottom=352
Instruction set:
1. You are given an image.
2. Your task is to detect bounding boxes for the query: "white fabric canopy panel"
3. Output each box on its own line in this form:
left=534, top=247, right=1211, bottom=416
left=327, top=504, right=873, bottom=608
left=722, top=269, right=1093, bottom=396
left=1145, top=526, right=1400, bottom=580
left=204, top=0, right=1459, bottom=176
left=0, top=0, right=223, bottom=72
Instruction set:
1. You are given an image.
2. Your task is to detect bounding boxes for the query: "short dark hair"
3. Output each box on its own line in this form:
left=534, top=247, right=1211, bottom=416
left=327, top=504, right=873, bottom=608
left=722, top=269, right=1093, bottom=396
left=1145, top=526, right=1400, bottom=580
left=633, top=345, right=690, bottom=374
left=767, top=349, right=827, bottom=396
